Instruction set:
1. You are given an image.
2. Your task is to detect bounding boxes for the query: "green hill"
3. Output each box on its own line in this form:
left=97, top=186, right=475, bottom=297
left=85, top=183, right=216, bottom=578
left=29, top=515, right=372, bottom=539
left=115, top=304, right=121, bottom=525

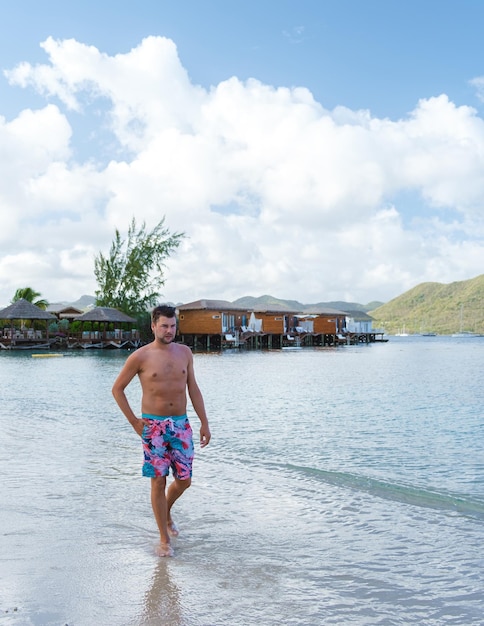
left=307, top=300, right=383, bottom=313
left=233, top=295, right=304, bottom=310
left=370, top=274, right=484, bottom=335
left=232, top=295, right=382, bottom=313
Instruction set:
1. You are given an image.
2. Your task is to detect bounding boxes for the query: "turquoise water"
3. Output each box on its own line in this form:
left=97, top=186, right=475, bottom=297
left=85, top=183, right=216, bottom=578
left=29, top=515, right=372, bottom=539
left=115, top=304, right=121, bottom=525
left=0, top=337, right=483, bottom=625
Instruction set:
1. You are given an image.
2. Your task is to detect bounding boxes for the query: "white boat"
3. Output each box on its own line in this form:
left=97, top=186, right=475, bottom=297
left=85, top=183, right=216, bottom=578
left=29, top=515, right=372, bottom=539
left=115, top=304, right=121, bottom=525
left=452, top=305, right=482, bottom=337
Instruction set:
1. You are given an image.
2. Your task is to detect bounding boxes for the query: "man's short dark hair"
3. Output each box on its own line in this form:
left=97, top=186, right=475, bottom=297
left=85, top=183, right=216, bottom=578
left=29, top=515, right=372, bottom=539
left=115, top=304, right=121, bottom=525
left=152, top=304, right=177, bottom=324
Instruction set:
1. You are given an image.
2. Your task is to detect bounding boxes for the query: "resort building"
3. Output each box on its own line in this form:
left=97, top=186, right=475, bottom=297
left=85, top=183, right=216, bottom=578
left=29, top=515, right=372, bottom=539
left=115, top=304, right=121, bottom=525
left=176, top=299, right=384, bottom=349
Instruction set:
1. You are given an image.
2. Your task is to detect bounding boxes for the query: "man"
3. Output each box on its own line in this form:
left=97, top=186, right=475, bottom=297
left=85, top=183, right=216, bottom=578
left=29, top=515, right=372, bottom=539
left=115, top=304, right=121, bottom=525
left=112, top=304, right=211, bottom=557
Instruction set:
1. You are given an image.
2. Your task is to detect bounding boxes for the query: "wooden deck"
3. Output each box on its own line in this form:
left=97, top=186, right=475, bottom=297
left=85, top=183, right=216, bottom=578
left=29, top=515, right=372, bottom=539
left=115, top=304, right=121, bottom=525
left=0, top=330, right=141, bottom=350
left=180, top=330, right=387, bottom=351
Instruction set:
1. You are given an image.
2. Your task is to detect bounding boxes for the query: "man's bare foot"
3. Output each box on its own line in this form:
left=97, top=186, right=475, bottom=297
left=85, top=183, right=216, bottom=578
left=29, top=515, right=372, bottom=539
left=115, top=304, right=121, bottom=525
left=167, top=520, right=179, bottom=537
left=155, top=542, right=174, bottom=557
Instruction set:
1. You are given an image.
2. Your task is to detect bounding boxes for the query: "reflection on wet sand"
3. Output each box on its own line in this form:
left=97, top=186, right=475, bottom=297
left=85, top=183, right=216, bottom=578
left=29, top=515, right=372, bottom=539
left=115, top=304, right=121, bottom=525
left=138, top=560, right=183, bottom=626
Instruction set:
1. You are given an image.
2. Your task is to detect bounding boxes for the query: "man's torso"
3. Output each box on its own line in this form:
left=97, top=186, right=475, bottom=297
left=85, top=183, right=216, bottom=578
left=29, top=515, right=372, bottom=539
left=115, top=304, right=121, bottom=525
left=138, top=342, right=189, bottom=416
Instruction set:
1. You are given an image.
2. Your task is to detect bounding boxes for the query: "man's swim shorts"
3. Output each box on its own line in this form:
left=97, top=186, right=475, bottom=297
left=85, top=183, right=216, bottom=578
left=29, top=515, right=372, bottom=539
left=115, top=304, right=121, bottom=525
left=141, top=414, right=194, bottom=480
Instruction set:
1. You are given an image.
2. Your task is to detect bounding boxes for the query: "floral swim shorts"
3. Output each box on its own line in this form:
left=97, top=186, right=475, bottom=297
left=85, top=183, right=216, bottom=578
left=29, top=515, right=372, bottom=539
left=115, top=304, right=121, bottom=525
left=141, top=413, right=194, bottom=480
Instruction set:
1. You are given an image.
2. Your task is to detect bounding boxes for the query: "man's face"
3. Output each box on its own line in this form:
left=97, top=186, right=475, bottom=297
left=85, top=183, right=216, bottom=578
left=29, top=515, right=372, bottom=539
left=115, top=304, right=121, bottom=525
left=152, top=315, right=177, bottom=344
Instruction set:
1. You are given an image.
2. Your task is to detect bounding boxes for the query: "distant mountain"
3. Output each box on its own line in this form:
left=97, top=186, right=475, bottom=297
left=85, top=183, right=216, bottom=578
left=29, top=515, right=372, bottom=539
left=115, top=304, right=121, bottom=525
left=306, top=300, right=383, bottom=313
left=71, top=294, right=96, bottom=309
left=233, top=295, right=305, bottom=310
left=232, top=295, right=383, bottom=313
left=370, top=274, right=484, bottom=335
left=49, top=295, right=96, bottom=310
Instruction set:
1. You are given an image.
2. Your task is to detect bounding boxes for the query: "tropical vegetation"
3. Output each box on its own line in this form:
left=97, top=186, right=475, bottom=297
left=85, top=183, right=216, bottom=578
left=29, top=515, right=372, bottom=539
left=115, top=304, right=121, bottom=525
left=369, top=274, right=484, bottom=335
left=12, top=287, right=49, bottom=310
left=94, top=217, right=184, bottom=319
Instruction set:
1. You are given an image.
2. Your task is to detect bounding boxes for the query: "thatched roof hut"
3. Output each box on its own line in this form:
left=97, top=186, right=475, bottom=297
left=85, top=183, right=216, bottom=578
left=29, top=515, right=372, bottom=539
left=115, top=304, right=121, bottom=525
left=0, top=299, right=57, bottom=347
left=73, top=307, right=136, bottom=323
left=0, top=298, right=56, bottom=321
left=70, top=307, right=138, bottom=346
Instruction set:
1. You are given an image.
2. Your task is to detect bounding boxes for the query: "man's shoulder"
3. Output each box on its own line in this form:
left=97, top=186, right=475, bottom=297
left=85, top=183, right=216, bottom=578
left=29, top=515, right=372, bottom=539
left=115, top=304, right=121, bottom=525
left=173, top=342, right=191, bottom=354
left=165, top=342, right=191, bottom=361
left=129, top=342, right=157, bottom=362
left=130, top=343, right=162, bottom=370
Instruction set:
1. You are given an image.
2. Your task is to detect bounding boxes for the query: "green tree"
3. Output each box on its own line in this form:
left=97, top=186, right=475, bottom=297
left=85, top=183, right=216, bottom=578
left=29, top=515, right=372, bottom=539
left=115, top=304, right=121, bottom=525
left=12, top=287, right=49, bottom=310
left=94, top=217, right=184, bottom=317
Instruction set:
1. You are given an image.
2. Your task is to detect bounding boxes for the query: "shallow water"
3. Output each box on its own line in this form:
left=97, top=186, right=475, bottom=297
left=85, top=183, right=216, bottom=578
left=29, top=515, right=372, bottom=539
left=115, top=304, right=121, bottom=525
left=1, top=337, right=483, bottom=625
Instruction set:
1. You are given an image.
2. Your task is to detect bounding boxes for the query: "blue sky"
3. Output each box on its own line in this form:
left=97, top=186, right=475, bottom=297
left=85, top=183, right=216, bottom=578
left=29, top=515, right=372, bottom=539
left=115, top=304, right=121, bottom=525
left=1, top=0, right=483, bottom=306
left=3, top=1, right=484, bottom=120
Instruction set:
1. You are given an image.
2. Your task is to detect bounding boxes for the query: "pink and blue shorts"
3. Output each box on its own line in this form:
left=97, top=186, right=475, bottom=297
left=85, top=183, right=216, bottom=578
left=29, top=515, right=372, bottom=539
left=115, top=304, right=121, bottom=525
left=141, top=413, right=194, bottom=480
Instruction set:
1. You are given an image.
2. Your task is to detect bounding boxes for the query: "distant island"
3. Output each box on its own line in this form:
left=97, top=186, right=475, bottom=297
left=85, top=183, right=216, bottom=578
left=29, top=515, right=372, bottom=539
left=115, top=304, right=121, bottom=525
left=369, top=274, right=484, bottom=335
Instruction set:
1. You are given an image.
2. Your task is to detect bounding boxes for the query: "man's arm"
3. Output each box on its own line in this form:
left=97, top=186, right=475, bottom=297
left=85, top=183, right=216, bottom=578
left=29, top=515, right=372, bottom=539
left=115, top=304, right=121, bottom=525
left=112, top=353, right=145, bottom=436
left=186, top=350, right=211, bottom=447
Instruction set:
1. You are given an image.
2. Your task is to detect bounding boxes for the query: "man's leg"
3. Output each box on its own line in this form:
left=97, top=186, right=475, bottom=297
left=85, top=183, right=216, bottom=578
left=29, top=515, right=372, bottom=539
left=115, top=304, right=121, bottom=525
left=150, top=476, right=173, bottom=556
left=166, top=477, right=191, bottom=536
left=166, top=418, right=194, bottom=536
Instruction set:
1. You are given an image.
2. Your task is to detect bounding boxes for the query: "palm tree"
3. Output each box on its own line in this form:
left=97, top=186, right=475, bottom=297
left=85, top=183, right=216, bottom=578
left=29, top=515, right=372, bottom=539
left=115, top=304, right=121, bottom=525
left=12, top=287, right=49, bottom=310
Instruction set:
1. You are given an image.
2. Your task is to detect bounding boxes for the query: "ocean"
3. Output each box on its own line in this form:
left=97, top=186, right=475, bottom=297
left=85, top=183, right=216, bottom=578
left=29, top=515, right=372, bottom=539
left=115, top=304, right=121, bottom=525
left=0, top=336, right=483, bottom=625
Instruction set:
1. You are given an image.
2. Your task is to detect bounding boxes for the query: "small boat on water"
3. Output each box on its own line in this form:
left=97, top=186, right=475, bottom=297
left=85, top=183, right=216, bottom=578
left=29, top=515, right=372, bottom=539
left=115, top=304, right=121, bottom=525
left=452, top=305, right=482, bottom=337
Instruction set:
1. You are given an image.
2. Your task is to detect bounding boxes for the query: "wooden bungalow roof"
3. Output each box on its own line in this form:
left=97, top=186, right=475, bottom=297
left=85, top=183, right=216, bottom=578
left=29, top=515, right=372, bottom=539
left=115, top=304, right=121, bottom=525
left=177, top=299, right=348, bottom=316
left=253, top=303, right=300, bottom=314
left=0, top=298, right=56, bottom=320
left=177, top=299, right=248, bottom=312
left=74, top=307, right=136, bottom=323
left=301, top=306, right=347, bottom=316
left=343, top=310, right=374, bottom=322
left=47, top=304, right=83, bottom=315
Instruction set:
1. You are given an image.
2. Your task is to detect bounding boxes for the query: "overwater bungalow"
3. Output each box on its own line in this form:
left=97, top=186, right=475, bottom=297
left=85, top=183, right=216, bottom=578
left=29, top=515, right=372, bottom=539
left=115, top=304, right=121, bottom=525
left=178, top=300, right=251, bottom=349
left=344, top=310, right=387, bottom=343
left=176, top=300, right=372, bottom=349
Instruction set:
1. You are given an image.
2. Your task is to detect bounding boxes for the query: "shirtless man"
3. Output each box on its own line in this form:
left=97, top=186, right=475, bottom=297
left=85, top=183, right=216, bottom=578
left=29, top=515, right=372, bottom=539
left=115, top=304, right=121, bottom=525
left=112, top=304, right=211, bottom=557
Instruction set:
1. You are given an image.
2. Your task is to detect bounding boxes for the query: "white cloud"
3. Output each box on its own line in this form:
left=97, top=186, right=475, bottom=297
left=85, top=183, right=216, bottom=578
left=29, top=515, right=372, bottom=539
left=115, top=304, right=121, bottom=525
left=1, top=36, right=483, bottom=308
